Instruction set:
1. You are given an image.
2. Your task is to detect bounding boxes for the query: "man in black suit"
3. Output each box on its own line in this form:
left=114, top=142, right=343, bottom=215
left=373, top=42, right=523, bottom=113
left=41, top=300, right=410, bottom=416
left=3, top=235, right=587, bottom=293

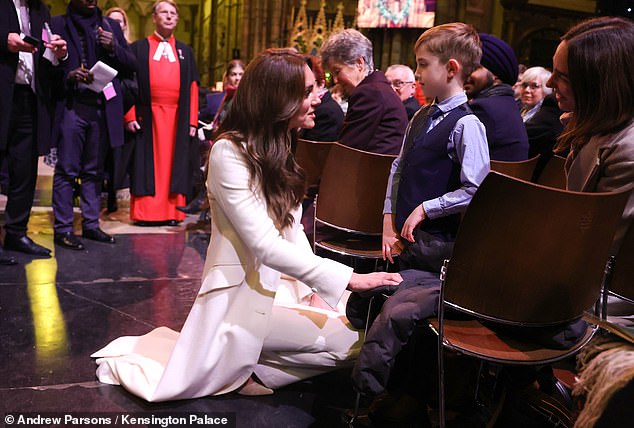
left=0, top=0, right=68, bottom=265
left=50, top=0, right=136, bottom=250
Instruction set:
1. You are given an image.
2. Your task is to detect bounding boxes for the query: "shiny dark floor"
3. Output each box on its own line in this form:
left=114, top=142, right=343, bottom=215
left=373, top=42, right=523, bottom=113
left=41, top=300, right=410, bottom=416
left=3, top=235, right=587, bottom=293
left=0, top=215, right=364, bottom=428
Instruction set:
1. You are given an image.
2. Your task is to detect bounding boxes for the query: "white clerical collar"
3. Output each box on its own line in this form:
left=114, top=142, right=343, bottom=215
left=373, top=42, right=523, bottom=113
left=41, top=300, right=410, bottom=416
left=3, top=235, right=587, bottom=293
left=152, top=32, right=176, bottom=62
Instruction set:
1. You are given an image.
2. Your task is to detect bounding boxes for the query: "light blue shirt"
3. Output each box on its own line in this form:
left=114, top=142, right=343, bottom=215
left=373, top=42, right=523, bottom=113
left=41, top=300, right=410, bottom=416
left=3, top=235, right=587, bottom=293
left=384, top=92, right=490, bottom=220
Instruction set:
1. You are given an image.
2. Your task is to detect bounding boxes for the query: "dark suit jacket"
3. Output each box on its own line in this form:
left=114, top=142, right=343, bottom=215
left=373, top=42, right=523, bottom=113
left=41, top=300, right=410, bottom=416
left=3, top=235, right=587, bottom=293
left=301, top=91, right=343, bottom=142
left=50, top=11, right=136, bottom=150
left=525, top=94, right=564, bottom=158
left=403, top=96, right=421, bottom=121
left=339, top=70, right=408, bottom=155
left=128, top=38, right=199, bottom=196
left=469, top=83, right=529, bottom=161
left=0, top=0, right=56, bottom=154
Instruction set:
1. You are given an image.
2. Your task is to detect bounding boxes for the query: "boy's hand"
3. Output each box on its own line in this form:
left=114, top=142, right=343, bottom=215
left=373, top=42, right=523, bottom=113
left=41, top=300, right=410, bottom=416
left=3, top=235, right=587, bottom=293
left=382, top=213, right=402, bottom=263
left=401, top=204, right=425, bottom=242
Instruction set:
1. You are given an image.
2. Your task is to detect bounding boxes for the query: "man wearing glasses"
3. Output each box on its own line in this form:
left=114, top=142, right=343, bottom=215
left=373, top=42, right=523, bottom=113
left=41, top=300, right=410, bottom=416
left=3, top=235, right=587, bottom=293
left=385, top=64, right=420, bottom=121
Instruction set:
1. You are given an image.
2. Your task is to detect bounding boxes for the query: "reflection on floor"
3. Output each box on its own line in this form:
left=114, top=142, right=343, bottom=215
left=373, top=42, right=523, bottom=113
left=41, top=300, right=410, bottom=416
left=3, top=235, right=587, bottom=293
left=0, top=163, right=360, bottom=428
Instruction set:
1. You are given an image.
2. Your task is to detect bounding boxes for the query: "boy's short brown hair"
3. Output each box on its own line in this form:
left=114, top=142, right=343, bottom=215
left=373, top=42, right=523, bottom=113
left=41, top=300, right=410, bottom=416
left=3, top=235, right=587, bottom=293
left=415, top=22, right=482, bottom=82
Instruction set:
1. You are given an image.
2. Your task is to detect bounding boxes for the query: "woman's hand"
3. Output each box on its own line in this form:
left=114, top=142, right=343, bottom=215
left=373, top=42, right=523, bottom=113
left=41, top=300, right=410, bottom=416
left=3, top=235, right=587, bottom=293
left=347, top=272, right=402, bottom=292
left=401, top=204, right=425, bottom=243
left=382, top=214, right=402, bottom=263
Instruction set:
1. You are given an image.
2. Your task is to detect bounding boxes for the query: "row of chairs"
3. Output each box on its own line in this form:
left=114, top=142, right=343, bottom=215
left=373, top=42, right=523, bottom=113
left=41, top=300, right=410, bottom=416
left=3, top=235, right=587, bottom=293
left=295, top=138, right=395, bottom=265
left=490, top=153, right=567, bottom=189
left=295, top=139, right=632, bottom=426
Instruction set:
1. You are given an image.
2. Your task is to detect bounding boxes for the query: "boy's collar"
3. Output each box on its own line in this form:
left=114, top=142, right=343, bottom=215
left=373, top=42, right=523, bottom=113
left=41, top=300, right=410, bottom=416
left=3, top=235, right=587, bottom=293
left=434, top=92, right=468, bottom=112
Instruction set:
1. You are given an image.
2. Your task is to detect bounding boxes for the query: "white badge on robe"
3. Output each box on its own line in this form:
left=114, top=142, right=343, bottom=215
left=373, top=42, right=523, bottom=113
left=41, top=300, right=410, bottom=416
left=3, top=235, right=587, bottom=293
left=153, top=41, right=176, bottom=62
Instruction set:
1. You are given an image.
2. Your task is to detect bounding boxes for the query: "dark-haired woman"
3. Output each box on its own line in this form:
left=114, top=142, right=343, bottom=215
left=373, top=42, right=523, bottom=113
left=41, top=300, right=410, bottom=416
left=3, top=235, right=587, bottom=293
left=547, top=16, right=634, bottom=252
left=92, top=48, right=401, bottom=402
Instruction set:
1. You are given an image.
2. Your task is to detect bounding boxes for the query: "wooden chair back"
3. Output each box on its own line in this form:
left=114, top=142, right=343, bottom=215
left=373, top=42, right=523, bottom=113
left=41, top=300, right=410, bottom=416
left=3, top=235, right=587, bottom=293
left=490, top=155, right=540, bottom=182
left=536, top=155, right=567, bottom=189
left=315, top=143, right=396, bottom=235
left=295, top=139, right=334, bottom=188
left=443, top=172, right=630, bottom=325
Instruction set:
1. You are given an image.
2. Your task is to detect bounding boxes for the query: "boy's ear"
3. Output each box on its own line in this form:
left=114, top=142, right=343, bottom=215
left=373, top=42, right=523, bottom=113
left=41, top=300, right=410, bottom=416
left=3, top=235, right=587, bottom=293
left=446, top=58, right=461, bottom=79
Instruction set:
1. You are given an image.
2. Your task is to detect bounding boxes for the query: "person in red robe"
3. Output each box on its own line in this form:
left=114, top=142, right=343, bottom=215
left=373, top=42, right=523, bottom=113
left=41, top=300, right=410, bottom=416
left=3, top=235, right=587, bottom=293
left=125, top=0, right=199, bottom=226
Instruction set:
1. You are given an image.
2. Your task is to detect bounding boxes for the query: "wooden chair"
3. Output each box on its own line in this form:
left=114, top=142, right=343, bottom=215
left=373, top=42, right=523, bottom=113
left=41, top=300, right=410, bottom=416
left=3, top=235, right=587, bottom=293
left=535, top=154, right=567, bottom=189
left=429, top=172, right=630, bottom=427
left=490, top=155, right=540, bottom=181
left=313, top=142, right=396, bottom=265
left=294, top=138, right=334, bottom=189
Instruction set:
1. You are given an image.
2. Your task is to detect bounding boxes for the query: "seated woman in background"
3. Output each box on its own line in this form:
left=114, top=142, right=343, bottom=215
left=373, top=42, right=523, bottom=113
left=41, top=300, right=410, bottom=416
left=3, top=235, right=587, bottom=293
left=320, top=29, right=408, bottom=155
left=92, top=48, right=401, bottom=402
left=300, top=55, right=344, bottom=142
left=519, top=66, right=552, bottom=123
left=520, top=67, right=564, bottom=162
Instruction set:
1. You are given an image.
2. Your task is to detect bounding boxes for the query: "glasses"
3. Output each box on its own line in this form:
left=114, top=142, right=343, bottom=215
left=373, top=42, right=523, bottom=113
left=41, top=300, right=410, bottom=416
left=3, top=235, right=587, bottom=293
left=521, top=82, right=542, bottom=90
left=390, top=80, right=414, bottom=89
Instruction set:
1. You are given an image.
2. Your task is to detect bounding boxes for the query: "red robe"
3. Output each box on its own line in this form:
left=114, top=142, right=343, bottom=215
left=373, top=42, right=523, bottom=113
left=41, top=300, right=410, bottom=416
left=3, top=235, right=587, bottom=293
left=128, top=34, right=198, bottom=222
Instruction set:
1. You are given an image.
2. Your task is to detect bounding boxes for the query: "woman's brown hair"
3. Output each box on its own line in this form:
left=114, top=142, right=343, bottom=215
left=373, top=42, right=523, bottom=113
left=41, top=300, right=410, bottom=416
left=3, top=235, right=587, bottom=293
left=216, top=49, right=307, bottom=231
left=556, top=17, right=634, bottom=152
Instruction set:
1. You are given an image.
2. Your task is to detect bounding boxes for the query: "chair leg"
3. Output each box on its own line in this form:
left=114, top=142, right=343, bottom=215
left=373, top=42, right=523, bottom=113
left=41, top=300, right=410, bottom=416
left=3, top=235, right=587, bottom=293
left=474, top=360, right=485, bottom=402
left=349, top=392, right=362, bottom=427
left=438, top=336, right=446, bottom=428
left=348, top=295, right=378, bottom=425
left=554, top=379, right=574, bottom=409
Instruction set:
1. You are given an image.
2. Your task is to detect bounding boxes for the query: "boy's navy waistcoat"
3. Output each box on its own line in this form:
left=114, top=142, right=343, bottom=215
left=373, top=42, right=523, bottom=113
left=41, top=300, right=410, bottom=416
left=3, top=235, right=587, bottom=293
left=395, top=103, right=472, bottom=233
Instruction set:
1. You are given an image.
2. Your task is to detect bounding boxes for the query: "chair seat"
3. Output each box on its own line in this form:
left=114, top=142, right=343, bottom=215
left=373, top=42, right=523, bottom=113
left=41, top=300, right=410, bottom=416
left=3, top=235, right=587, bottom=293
left=315, top=235, right=383, bottom=259
left=429, top=318, right=597, bottom=364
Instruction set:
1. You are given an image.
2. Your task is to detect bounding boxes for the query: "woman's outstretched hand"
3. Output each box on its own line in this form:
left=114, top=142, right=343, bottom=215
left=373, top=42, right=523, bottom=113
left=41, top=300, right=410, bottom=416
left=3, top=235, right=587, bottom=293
left=347, top=272, right=402, bottom=292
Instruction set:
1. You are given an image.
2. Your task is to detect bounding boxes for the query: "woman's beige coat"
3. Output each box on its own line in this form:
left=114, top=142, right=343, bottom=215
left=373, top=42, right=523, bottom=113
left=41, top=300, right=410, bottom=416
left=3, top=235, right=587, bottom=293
left=566, top=120, right=634, bottom=252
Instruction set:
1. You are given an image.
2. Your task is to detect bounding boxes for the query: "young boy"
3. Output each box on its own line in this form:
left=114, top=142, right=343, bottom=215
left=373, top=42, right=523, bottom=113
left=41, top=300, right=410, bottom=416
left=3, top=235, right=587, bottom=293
left=350, top=22, right=490, bottom=412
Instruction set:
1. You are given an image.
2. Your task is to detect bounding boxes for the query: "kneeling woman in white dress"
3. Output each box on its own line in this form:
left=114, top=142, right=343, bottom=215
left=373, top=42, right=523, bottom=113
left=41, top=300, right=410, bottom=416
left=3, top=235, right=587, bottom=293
left=92, top=48, right=402, bottom=402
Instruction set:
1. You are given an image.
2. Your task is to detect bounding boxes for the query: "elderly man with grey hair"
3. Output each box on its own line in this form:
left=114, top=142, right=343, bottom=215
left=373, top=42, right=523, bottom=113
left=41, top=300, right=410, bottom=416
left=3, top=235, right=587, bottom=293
left=385, top=64, right=421, bottom=120
left=320, top=29, right=407, bottom=155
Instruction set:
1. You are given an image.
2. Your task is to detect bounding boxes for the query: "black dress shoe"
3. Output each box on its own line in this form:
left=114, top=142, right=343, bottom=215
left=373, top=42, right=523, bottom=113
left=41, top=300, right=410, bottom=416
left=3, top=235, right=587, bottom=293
left=134, top=220, right=159, bottom=227
left=177, top=190, right=206, bottom=214
left=4, top=234, right=51, bottom=257
left=83, top=228, right=115, bottom=243
left=54, top=232, right=84, bottom=250
left=0, top=248, right=17, bottom=265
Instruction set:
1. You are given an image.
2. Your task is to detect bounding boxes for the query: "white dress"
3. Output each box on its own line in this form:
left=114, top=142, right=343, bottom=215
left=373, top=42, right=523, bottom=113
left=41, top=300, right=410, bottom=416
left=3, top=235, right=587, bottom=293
left=92, top=139, right=361, bottom=402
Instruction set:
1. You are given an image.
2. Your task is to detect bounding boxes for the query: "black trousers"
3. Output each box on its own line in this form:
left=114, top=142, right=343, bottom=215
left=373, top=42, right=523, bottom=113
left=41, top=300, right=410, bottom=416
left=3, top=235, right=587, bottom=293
left=52, top=101, right=108, bottom=233
left=2, top=85, right=39, bottom=238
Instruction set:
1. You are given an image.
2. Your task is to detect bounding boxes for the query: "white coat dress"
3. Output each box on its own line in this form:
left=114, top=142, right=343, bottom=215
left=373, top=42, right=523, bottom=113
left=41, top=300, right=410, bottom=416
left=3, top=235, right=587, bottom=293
left=91, top=139, right=360, bottom=402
